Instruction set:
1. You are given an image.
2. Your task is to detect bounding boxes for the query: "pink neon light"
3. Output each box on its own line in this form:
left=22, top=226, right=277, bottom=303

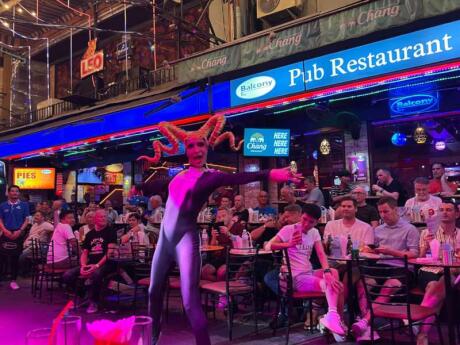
left=7, top=60, right=460, bottom=160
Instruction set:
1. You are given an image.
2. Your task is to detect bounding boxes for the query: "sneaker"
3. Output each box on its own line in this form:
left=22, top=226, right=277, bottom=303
left=416, top=333, right=428, bottom=345
left=356, top=324, right=380, bottom=342
left=352, top=318, right=368, bottom=337
left=86, top=302, right=98, bottom=314
left=9, top=281, right=20, bottom=290
left=319, top=311, right=346, bottom=336
left=269, top=313, right=288, bottom=330
left=217, top=295, right=228, bottom=309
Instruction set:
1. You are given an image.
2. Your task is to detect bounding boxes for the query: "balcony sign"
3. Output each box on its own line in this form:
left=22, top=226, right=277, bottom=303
left=243, top=128, right=290, bottom=157
left=231, top=62, right=305, bottom=106
left=389, top=92, right=439, bottom=117
left=81, top=51, right=104, bottom=79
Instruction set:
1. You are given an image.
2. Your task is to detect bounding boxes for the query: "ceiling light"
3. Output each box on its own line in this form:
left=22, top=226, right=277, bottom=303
left=17, top=7, right=23, bottom=13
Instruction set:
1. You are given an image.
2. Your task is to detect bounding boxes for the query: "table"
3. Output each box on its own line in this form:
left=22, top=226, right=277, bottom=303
left=230, top=248, right=272, bottom=255
left=200, top=245, right=224, bottom=252
left=408, top=258, right=460, bottom=345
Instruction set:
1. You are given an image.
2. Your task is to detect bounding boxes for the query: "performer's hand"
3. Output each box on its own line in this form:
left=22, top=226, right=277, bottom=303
left=269, top=167, right=303, bottom=184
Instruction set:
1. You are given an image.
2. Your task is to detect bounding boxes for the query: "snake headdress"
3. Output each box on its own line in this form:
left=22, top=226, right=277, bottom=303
left=137, top=114, right=243, bottom=164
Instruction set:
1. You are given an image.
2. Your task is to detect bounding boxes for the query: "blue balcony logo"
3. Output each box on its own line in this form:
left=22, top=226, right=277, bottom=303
left=235, top=76, right=276, bottom=100
left=390, top=93, right=439, bottom=116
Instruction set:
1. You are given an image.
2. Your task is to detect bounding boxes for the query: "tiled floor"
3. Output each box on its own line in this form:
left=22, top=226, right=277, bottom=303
left=0, top=277, right=449, bottom=344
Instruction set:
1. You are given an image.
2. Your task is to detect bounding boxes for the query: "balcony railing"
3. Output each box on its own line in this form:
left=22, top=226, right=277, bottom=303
left=3, top=66, right=176, bottom=130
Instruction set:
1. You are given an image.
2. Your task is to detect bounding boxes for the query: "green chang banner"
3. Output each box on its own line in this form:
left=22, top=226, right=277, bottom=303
left=175, top=0, right=460, bottom=84
left=177, top=46, right=241, bottom=84
left=319, top=0, right=423, bottom=45
left=240, top=20, right=320, bottom=69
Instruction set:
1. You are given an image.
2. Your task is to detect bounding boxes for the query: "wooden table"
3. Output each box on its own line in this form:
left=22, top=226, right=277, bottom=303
left=230, top=248, right=272, bottom=255
left=200, top=245, right=224, bottom=252
left=409, top=258, right=460, bottom=345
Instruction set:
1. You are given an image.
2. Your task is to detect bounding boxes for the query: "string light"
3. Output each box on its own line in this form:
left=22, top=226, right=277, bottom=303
left=319, top=139, right=331, bottom=155
left=414, top=126, right=427, bottom=144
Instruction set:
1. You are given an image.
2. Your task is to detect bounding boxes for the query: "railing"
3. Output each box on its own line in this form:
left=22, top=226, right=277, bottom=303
left=2, top=65, right=176, bottom=130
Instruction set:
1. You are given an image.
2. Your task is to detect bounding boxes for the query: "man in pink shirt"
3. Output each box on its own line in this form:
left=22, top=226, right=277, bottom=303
left=428, top=162, right=457, bottom=197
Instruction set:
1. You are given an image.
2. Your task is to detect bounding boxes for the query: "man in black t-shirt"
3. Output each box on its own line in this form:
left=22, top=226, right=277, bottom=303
left=231, top=195, right=249, bottom=223
left=63, top=209, right=117, bottom=314
left=372, top=168, right=406, bottom=206
left=351, top=186, right=379, bottom=228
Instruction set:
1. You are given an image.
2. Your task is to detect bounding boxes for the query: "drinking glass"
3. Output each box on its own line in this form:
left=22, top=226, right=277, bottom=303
left=129, top=316, right=152, bottom=345
left=26, top=328, right=53, bottom=345
left=54, top=315, right=82, bottom=345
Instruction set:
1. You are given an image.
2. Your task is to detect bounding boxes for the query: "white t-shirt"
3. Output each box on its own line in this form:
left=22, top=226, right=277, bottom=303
left=48, top=222, right=75, bottom=263
left=323, top=218, right=374, bottom=257
left=404, top=195, right=442, bottom=221
left=277, top=223, right=321, bottom=275
left=24, top=221, right=54, bottom=248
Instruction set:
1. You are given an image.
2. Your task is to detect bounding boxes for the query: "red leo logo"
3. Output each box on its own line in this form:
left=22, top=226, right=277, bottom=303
left=81, top=51, right=104, bottom=79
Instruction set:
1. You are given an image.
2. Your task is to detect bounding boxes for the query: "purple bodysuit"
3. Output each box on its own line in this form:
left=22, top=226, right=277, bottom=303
left=145, top=168, right=269, bottom=344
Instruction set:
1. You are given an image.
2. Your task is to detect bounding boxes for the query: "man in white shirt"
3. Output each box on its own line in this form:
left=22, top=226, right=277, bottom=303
left=47, top=210, right=76, bottom=268
left=267, top=204, right=346, bottom=336
left=324, top=197, right=374, bottom=257
left=404, top=177, right=442, bottom=222
left=19, top=211, right=54, bottom=272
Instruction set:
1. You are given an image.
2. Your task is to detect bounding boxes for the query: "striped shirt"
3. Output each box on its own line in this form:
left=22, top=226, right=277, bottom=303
left=419, top=226, right=460, bottom=274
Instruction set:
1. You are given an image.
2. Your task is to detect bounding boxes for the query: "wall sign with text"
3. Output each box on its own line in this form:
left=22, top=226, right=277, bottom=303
left=231, top=19, right=460, bottom=107
left=13, top=168, right=56, bottom=190
left=243, top=128, right=290, bottom=157
left=389, top=92, right=439, bottom=117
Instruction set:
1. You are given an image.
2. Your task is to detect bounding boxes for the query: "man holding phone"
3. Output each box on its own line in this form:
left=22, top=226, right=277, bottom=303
left=63, top=209, right=116, bottom=314
left=266, top=204, right=346, bottom=336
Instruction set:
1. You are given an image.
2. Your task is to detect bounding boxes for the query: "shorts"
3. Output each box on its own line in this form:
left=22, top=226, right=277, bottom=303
left=293, top=270, right=326, bottom=293
left=417, top=270, right=443, bottom=291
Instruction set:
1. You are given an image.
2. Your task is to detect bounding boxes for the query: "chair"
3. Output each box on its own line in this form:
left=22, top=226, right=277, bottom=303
left=272, top=249, right=326, bottom=345
left=201, top=247, right=258, bottom=340
left=32, top=240, right=68, bottom=302
left=30, top=239, right=46, bottom=297
left=131, top=243, right=154, bottom=311
left=357, top=256, right=444, bottom=345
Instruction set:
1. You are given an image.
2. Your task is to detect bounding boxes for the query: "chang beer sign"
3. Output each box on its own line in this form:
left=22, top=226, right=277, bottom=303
left=231, top=62, right=305, bottom=106
left=244, top=128, right=290, bottom=157
left=390, top=92, right=439, bottom=117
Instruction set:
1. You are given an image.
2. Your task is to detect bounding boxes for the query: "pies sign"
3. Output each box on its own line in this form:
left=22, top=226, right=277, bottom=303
left=81, top=50, right=104, bottom=79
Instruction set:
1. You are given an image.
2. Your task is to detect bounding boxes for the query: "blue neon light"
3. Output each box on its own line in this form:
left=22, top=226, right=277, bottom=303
left=0, top=87, right=213, bottom=158
left=389, top=92, right=439, bottom=116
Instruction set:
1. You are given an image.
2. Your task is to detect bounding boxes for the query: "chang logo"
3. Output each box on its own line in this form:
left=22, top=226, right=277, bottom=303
left=41, top=169, right=52, bottom=175
left=247, top=132, right=267, bottom=152
left=236, top=76, right=276, bottom=100
left=390, top=94, right=438, bottom=115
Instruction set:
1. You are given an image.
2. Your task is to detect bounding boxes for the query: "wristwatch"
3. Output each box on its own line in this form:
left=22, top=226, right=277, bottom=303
left=323, top=268, right=331, bottom=274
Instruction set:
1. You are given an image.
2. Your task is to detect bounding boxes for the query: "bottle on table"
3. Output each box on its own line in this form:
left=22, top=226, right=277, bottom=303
left=346, top=234, right=353, bottom=255
left=326, top=234, right=333, bottom=256
left=201, top=229, right=209, bottom=247
left=241, top=229, right=250, bottom=248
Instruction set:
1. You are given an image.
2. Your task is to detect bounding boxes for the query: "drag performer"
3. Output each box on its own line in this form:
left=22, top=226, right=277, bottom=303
left=139, top=115, right=301, bottom=344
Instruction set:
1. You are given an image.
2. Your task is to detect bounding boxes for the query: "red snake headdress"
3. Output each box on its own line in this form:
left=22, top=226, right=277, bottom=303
left=137, top=114, right=243, bottom=164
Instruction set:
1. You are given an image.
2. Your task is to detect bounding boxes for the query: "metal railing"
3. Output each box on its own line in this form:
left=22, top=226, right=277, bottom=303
left=2, top=66, right=176, bottom=131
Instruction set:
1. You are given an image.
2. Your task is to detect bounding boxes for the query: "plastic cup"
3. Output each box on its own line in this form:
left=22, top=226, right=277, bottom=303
left=54, top=315, right=81, bottom=345
left=26, top=328, right=52, bottom=345
left=129, top=316, right=152, bottom=345
left=339, top=236, right=348, bottom=258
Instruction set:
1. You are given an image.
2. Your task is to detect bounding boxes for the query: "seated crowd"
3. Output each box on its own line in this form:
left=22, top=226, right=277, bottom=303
left=0, top=162, right=458, bottom=345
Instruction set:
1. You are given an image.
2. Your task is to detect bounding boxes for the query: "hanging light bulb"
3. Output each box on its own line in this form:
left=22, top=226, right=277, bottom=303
left=319, top=139, right=331, bottom=155
left=414, top=126, right=427, bottom=144
left=391, top=132, right=407, bottom=147
left=435, top=141, right=446, bottom=151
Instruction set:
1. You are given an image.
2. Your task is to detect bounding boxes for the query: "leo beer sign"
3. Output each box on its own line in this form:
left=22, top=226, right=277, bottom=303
left=80, top=51, right=104, bottom=79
